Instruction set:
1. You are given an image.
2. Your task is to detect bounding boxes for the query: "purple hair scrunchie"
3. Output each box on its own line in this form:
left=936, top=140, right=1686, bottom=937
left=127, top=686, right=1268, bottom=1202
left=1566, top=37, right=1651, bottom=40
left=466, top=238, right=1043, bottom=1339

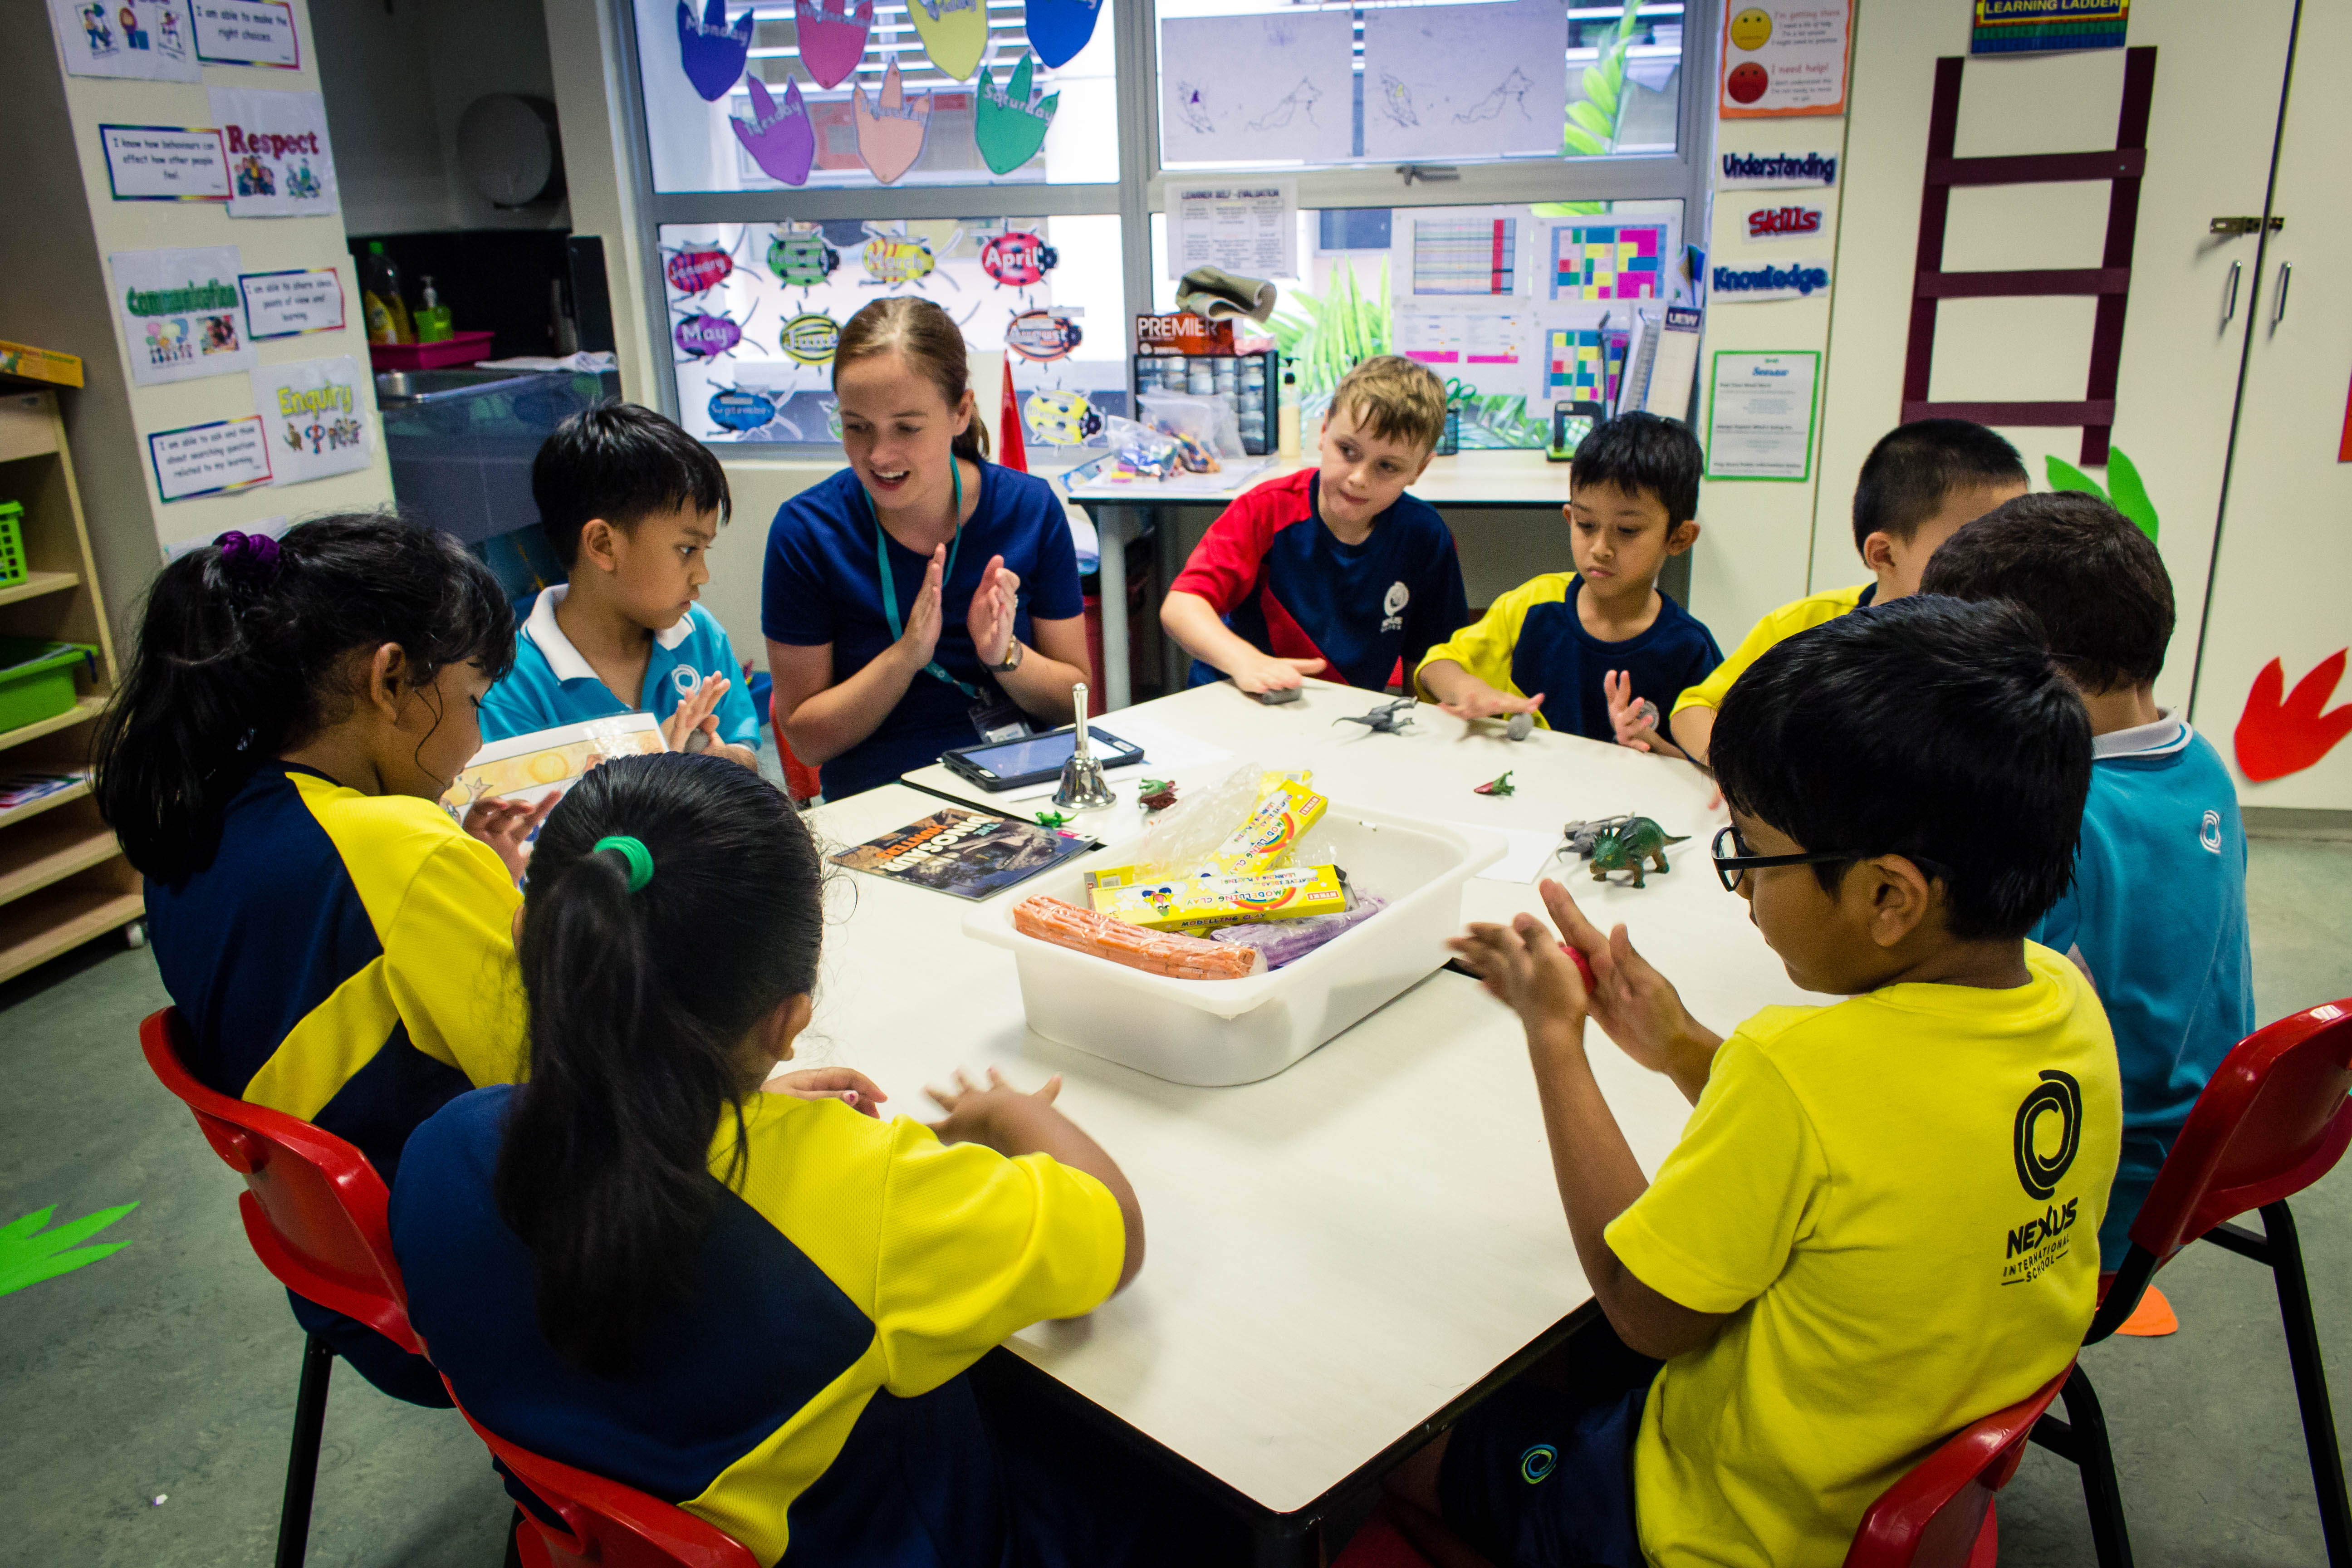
left=215, top=529, right=284, bottom=588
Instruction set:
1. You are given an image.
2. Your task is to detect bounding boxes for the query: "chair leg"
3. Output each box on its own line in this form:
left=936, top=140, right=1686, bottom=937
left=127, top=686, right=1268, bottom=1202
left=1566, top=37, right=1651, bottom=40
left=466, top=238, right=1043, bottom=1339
left=276, top=1333, right=335, bottom=1568
left=2262, top=1200, right=2352, bottom=1568
left=2058, top=1367, right=2136, bottom=1568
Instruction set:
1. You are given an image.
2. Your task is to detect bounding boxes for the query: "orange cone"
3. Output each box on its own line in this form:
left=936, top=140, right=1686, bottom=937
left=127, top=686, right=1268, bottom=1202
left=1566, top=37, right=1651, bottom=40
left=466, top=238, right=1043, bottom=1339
left=2116, top=1283, right=2178, bottom=1337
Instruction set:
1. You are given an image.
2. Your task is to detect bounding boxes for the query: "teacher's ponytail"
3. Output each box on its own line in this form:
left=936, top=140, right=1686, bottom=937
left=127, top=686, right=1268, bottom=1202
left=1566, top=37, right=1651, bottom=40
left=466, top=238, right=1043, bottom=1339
left=835, top=295, right=992, bottom=464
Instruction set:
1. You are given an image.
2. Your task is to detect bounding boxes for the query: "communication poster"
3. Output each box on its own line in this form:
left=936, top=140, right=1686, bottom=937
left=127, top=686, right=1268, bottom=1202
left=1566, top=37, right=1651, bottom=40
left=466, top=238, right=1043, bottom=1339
left=109, top=246, right=255, bottom=387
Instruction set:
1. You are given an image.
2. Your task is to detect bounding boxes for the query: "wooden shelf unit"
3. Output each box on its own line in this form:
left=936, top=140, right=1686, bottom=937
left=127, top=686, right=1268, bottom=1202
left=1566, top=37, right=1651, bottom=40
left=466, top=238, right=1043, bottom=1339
left=0, top=384, right=136, bottom=981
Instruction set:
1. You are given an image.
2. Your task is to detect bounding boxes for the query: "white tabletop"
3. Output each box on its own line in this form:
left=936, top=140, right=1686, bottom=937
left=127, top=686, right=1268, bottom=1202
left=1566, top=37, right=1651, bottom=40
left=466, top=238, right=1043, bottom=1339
left=806, top=696, right=1807, bottom=1516
left=1063, top=448, right=1573, bottom=508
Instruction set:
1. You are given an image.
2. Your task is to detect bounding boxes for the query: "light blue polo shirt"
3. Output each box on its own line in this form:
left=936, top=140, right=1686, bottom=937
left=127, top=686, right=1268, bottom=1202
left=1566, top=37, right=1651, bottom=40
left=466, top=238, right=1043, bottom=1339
left=2030, top=712, right=2254, bottom=1268
left=478, top=585, right=761, bottom=748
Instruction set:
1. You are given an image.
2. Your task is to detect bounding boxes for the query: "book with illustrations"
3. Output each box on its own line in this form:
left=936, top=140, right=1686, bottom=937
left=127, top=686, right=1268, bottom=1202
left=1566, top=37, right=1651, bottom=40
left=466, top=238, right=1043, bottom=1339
left=440, top=713, right=665, bottom=816
left=830, top=808, right=1092, bottom=900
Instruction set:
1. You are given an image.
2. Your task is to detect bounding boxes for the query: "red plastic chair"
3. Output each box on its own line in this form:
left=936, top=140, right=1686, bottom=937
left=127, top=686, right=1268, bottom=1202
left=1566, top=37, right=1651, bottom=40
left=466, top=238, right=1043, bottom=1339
left=2029, top=1000, right=2352, bottom=1568
left=447, top=1390, right=760, bottom=1568
left=139, top=1006, right=418, bottom=1568
left=769, top=690, right=823, bottom=804
left=1845, top=1365, right=2073, bottom=1568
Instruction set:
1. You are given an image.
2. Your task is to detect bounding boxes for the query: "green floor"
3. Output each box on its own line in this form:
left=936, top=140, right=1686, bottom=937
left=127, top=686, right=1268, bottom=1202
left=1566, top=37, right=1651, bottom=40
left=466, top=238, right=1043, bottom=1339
left=4, top=838, right=2349, bottom=1567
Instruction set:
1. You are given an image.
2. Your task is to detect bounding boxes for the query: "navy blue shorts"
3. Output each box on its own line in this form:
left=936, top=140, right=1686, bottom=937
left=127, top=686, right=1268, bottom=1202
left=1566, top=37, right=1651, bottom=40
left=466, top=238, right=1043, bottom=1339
left=1437, top=1368, right=1654, bottom=1568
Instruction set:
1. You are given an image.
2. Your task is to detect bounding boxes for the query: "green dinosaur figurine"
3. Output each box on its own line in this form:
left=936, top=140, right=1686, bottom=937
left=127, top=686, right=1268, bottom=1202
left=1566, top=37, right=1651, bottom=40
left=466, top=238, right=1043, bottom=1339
left=1588, top=817, right=1688, bottom=889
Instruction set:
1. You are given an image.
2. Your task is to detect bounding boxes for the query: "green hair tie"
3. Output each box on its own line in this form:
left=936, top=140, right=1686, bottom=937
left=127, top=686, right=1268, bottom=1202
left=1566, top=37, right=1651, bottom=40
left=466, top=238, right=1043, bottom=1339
left=593, top=834, right=654, bottom=893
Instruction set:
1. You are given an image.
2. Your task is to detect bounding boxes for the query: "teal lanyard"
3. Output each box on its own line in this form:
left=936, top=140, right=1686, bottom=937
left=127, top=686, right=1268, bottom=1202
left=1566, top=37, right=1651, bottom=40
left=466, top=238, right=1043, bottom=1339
left=869, top=459, right=980, bottom=701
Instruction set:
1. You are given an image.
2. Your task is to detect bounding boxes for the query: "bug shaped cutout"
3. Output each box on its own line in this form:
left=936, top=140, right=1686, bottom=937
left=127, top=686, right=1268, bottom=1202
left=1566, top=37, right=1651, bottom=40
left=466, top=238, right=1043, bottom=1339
left=981, top=230, right=1058, bottom=289
left=1024, top=0, right=1102, bottom=69
left=707, top=386, right=776, bottom=433
left=676, top=0, right=754, bottom=101
left=769, top=228, right=840, bottom=288
left=860, top=224, right=960, bottom=289
left=675, top=305, right=754, bottom=362
left=664, top=237, right=740, bottom=298
left=1024, top=389, right=1102, bottom=445
left=1006, top=309, right=1082, bottom=362
left=780, top=312, right=842, bottom=366
left=853, top=60, right=934, bottom=184
left=907, top=0, right=986, bottom=80
left=974, top=52, right=1058, bottom=175
left=793, top=0, right=873, bottom=88
left=732, top=75, right=815, bottom=186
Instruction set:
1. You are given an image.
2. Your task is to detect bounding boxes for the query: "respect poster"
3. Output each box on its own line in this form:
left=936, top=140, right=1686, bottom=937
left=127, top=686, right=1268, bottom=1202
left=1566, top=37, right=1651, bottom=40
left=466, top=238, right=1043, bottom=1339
left=206, top=87, right=341, bottom=218
left=250, top=355, right=372, bottom=484
left=109, top=246, right=255, bottom=386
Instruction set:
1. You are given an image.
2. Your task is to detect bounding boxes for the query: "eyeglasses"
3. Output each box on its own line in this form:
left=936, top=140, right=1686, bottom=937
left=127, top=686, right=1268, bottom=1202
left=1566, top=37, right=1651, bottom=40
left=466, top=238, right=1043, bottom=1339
left=1710, top=825, right=1951, bottom=894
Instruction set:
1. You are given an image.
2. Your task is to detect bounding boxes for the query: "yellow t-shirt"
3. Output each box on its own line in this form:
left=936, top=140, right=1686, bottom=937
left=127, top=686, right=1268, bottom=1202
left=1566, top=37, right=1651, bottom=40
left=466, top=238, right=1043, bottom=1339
left=1604, top=945, right=2122, bottom=1568
left=1671, top=582, right=1872, bottom=716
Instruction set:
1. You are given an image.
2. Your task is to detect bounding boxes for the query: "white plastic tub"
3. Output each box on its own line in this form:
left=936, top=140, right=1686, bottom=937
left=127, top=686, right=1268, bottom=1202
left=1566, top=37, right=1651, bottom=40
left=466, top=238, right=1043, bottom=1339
left=964, top=802, right=1503, bottom=1086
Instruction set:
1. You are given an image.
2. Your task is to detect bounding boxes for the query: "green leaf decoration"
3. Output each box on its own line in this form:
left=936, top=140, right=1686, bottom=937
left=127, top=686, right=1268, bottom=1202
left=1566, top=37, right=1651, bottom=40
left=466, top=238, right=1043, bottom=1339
left=1567, top=100, right=1614, bottom=138
left=0, top=1203, right=137, bottom=1297
left=2045, top=454, right=2104, bottom=498
left=1534, top=200, right=1610, bottom=217
left=2104, top=447, right=2161, bottom=541
left=1561, top=124, right=1607, bottom=156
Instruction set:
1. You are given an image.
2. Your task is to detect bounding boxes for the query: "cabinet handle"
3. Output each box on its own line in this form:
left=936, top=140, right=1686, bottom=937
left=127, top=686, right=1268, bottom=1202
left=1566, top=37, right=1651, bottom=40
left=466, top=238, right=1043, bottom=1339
left=2222, top=260, right=2241, bottom=327
left=2273, top=262, right=2292, bottom=327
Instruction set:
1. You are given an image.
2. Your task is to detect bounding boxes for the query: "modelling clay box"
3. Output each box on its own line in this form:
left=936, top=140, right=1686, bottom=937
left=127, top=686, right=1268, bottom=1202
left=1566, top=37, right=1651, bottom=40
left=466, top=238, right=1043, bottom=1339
left=965, top=801, right=1501, bottom=1086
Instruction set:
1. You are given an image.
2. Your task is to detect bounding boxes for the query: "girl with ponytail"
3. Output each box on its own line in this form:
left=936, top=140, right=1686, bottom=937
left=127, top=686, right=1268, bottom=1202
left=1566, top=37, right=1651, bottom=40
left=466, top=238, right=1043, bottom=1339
left=389, top=752, right=1146, bottom=1565
left=95, top=513, right=532, bottom=1406
left=762, top=294, right=1094, bottom=799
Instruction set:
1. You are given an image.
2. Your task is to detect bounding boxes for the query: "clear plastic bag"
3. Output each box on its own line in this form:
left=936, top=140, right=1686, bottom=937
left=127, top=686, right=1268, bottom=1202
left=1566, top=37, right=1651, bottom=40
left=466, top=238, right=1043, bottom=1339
left=1119, top=762, right=1268, bottom=877
left=1140, top=390, right=1245, bottom=460
left=1099, top=414, right=1185, bottom=479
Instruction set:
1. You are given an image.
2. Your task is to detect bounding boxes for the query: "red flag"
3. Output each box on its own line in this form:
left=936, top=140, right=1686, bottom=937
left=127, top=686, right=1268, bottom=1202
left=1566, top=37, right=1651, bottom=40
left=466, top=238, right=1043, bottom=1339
left=997, top=360, right=1028, bottom=473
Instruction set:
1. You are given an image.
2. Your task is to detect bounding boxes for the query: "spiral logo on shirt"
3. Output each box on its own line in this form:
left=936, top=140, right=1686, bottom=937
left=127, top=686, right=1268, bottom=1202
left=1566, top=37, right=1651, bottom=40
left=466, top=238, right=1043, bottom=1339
left=2012, top=1069, right=2083, bottom=1201
left=2200, top=809, right=2223, bottom=853
left=671, top=665, right=704, bottom=697
left=1519, top=1443, right=1558, bottom=1485
left=1381, top=579, right=1409, bottom=633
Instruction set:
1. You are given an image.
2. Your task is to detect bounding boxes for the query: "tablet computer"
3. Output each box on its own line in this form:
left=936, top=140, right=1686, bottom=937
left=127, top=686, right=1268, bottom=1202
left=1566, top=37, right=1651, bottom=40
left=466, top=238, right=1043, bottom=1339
left=939, top=725, right=1146, bottom=791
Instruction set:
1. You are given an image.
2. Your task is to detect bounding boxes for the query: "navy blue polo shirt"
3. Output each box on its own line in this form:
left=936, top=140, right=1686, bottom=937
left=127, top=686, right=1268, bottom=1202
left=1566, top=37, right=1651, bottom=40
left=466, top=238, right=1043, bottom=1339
left=1169, top=468, right=1470, bottom=691
left=763, top=463, right=1083, bottom=799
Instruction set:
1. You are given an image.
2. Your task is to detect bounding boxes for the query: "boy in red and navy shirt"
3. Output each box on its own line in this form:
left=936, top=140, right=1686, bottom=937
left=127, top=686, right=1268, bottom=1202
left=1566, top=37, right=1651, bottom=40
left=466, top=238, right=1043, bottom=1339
left=1161, top=355, right=1469, bottom=695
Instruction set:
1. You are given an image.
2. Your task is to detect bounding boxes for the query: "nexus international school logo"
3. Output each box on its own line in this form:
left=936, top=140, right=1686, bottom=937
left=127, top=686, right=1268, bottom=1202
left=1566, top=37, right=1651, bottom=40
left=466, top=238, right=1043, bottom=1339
left=2001, top=1069, right=2084, bottom=1285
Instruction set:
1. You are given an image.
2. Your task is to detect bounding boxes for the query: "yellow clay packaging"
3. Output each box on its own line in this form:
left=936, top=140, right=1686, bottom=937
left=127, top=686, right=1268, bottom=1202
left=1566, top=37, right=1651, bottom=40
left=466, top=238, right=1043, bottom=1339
left=1210, top=779, right=1328, bottom=873
left=1084, top=864, right=1350, bottom=933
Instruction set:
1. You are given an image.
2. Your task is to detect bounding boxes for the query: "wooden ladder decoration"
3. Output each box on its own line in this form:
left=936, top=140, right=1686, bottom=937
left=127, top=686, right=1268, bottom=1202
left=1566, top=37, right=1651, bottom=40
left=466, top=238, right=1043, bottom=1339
left=1901, top=46, right=2157, bottom=465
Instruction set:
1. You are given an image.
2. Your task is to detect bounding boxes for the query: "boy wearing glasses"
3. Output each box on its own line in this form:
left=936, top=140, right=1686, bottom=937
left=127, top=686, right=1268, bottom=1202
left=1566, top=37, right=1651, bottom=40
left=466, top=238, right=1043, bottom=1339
left=1386, top=597, right=2121, bottom=1568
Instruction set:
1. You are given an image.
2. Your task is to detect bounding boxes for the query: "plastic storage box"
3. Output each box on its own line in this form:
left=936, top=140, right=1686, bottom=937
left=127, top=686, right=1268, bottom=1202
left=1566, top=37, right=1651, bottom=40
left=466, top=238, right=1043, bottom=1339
left=0, top=638, right=97, bottom=734
left=367, top=331, right=495, bottom=372
left=965, top=803, right=1502, bottom=1086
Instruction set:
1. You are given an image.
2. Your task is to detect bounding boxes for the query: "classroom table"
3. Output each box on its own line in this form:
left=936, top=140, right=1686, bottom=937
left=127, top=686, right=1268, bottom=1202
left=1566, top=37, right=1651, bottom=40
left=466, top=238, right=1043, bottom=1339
left=794, top=681, right=1808, bottom=1557
left=1063, top=450, right=1572, bottom=711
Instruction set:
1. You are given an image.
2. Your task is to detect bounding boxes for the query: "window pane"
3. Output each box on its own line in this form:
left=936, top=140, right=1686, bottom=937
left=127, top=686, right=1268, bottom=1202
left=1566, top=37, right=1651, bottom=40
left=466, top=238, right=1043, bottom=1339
left=662, top=216, right=1130, bottom=449
left=1153, top=198, right=1687, bottom=449
left=1156, top=1, right=1685, bottom=172
left=636, top=0, right=1118, bottom=193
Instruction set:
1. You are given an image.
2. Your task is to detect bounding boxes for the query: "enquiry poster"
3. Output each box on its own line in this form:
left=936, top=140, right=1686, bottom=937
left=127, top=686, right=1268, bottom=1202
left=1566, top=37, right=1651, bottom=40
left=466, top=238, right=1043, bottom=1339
left=110, top=246, right=255, bottom=387
left=49, top=0, right=202, bottom=81
left=249, top=355, right=372, bottom=484
left=207, top=88, right=340, bottom=219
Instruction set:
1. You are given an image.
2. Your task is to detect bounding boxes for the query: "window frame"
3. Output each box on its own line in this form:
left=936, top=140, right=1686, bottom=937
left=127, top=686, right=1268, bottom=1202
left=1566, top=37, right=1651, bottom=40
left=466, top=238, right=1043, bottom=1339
left=611, top=0, right=1722, bottom=449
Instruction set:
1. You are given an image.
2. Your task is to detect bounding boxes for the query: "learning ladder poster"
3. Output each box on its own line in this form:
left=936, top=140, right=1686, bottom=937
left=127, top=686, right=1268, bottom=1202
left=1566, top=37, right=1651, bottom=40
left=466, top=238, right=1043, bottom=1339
left=49, top=0, right=202, bottom=81
left=207, top=87, right=340, bottom=219
left=1719, top=2, right=1852, bottom=118
left=1971, top=0, right=2128, bottom=56
left=249, top=355, right=372, bottom=485
left=110, top=246, right=255, bottom=387
left=1158, top=11, right=1352, bottom=168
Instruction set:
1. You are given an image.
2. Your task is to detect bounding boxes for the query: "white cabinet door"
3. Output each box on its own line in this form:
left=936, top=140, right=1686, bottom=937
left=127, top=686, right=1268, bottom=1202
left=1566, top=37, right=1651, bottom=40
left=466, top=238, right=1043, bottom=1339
left=1816, top=0, right=2296, bottom=714
left=2191, top=1, right=2352, bottom=809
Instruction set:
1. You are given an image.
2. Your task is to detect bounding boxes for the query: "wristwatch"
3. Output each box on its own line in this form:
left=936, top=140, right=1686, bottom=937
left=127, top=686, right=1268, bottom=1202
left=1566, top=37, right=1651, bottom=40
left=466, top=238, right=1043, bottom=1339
left=988, top=639, right=1025, bottom=674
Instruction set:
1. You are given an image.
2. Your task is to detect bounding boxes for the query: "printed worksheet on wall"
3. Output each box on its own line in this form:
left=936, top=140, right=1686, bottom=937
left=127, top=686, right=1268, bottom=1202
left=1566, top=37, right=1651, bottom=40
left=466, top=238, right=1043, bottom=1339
left=1361, top=0, right=1566, bottom=162
left=1159, top=11, right=1353, bottom=167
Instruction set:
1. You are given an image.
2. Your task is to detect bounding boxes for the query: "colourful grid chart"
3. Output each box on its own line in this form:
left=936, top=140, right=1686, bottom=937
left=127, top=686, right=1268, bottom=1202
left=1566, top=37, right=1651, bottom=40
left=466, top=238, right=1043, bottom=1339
left=1549, top=224, right=1666, bottom=301
left=1414, top=218, right=1519, bottom=296
left=1545, top=328, right=1628, bottom=404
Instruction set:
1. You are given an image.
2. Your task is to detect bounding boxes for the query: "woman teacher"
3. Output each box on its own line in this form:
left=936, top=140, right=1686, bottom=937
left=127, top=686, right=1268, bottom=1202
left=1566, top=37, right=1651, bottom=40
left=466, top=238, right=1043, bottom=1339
left=764, top=297, right=1092, bottom=799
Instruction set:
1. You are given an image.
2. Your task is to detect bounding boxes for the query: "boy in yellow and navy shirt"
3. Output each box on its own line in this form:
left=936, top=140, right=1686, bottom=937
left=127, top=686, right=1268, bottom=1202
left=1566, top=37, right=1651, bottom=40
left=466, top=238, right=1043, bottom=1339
left=1417, top=412, right=1718, bottom=752
left=1397, top=595, right=2118, bottom=1568
left=1668, top=418, right=2027, bottom=766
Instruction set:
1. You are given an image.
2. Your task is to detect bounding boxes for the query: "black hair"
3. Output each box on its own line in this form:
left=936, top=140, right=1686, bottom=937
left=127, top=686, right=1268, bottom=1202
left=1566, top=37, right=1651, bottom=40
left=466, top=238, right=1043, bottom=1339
left=1919, top=491, right=2174, bottom=693
left=531, top=401, right=732, bottom=570
left=1710, top=595, right=2090, bottom=940
left=1570, top=411, right=1702, bottom=525
left=496, top=751, right=825, bottom=1377
left=1851, top=419, right=2027, bottom=556
left=94, top=514, right=514, bottom=884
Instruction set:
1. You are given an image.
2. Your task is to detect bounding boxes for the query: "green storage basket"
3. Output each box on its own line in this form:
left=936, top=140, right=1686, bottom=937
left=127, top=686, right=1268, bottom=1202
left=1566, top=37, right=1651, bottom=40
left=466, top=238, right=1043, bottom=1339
left=0, top=637, right=97, bottom=734
left=0, top=502, right=24, bottom=587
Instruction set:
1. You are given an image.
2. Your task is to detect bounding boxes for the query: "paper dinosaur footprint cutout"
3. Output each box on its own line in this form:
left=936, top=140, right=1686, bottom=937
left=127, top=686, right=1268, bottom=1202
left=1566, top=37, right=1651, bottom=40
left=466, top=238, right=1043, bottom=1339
left=854, top=60, right=933, bottom=184
left=975, top=51, right=1059, bottom=175
left=2236, top=650, right=2352, bottom=782
left=677, top=0, right=754, bottom=101
left=906, top=0, right=987, bottom=79
left=1024, top=0, right=1102, bottom=69
left=794, top=0, right=872, bottom=88
left=0, top=1204, right=137, bottom=1297
left=732, top=75, right=815, bottom=185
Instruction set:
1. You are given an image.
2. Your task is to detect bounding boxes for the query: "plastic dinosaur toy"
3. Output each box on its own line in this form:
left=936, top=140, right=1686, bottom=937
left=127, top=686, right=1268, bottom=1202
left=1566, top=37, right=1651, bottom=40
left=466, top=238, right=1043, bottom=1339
left=1587, top=817, right=1689, bottom=889
left=1138, top=779, right=1179, bottom=812
left=1474, top=771, right=1515, bottom=796
left=1034, top=810, right=1070, bottom=828
left=1562, top=813, right=1637, bottom=858
left=1335, top=698, right=1418, bottom=735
